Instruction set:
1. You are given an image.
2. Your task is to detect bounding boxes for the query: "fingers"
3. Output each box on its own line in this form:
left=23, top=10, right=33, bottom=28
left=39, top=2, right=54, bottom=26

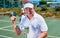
left=10, top=16, right=16, bottom=21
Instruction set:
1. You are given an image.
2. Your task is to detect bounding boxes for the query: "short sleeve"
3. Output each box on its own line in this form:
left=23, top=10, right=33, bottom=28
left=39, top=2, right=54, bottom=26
left=18, top=20, right=24, bottom=30
left=18, top=15, right=25, bottom=30
left=38, top=16, right=48, bottom=32
left=18, top=15, right=29, bottom=30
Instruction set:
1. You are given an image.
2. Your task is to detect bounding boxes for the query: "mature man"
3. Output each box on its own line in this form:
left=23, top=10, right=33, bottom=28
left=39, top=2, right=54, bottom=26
left=10, top=3, right=48, bottom=38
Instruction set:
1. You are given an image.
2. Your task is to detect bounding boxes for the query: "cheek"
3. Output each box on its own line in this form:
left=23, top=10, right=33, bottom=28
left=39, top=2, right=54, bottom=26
left=24, top=9, right=26, bottom=12
left=32, top=9, right=34, bottom=12
left=25, top=10, right=29, bottom=13
left=24, top=10, right=27, bottom=14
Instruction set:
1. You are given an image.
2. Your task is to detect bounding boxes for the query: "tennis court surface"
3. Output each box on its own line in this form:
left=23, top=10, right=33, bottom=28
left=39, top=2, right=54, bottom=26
left=0, top=16, right=60, bottom=38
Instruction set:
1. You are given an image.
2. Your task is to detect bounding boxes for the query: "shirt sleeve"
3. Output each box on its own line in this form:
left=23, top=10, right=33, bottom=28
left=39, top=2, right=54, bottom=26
left=38, top=16, right=48, bottom=32
left=18, top=16, right=25, bottom=30
left=18, top=20, right=24, bottom=30
left=18, top=16, right=29, bottom=30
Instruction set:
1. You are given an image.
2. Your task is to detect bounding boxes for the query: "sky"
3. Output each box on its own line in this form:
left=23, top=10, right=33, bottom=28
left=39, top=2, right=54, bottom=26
left=56, top=0, right=60, bottom=2
left=28, top=0, right=60, bottom=2
left=28, top=0, right=40, bottom=2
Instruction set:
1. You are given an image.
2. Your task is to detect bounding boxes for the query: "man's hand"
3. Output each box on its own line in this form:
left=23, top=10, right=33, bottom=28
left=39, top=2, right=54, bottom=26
left=10, top=16, right=16, bottom=22
left=10, top=16, right=16, bottom=27
left=10, top=16, right=22, bottom=35
left=38, top=31, right=48, bottom=38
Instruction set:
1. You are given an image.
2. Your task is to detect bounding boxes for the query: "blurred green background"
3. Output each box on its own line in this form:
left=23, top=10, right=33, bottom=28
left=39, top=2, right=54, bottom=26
left=0, top=0, right=60, bottom=18
left=0, top=0, right=60, bottom=38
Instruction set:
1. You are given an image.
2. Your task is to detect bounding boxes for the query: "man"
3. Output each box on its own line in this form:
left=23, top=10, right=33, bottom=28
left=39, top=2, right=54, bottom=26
left=10, top=3, right=48, bottom=38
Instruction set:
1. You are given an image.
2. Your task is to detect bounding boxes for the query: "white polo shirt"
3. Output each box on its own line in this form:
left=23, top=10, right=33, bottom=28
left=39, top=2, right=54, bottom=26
left=18, top=12, right=48, bottom=38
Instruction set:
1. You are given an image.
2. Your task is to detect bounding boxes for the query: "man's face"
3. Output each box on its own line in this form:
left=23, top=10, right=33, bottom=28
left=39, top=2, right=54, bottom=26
left=24, top=8, right=34, bottom=14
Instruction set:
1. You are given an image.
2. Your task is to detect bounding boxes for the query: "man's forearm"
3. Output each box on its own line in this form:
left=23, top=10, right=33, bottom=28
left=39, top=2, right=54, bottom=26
left=38, top=31, right=48, bottom=38
left=11, top=21, right=22, bottom=35
left=11, top=21, right=16, bottom=28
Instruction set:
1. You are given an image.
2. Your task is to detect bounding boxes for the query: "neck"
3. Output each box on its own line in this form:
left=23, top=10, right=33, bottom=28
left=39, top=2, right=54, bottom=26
left=27, top=14, right=34, bottom=20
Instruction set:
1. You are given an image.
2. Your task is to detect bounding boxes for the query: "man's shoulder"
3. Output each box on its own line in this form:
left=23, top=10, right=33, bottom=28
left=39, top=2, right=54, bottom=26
left=22, top=15, right=25, bottom=17
left=35, top=13, right=43, bottom=18
left=21, top=14, right=26, bottom=20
